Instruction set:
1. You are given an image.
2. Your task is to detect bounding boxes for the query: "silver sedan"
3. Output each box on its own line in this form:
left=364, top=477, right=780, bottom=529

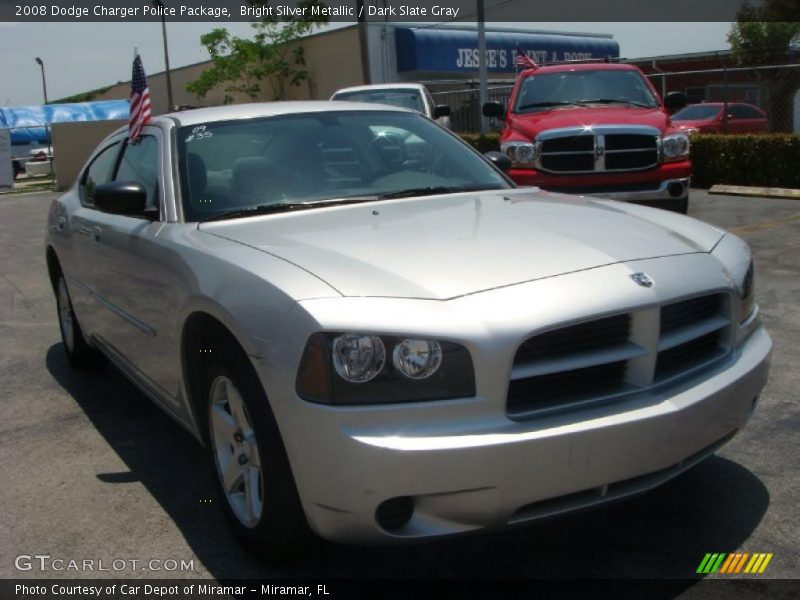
left=45, top=102, right=771, bottom=560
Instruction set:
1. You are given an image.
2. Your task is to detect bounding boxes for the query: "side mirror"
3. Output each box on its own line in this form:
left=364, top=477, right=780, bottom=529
left=664, top=91, right=687, bottom=112
left=94, top=181, right=147, bottom=215
left=484, top=151, right=511, bottom=174
left=482, top=102, right=505, bottom=119
left=433, top=104, right=451, bottom=119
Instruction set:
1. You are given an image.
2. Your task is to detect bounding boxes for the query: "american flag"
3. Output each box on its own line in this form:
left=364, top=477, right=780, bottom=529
left=129, top=54, right=151, bottom=140
left=514, top=44, right=538, bottom=70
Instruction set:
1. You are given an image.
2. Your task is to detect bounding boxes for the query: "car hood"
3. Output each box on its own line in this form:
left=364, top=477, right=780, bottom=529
left=198, top=188, right=724, bottom=300
left=508, top=106, right=670, bottom=139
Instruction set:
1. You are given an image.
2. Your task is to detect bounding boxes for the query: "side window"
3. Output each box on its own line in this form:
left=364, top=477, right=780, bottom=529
left=739, top=105, right=762, bottom=119
left=81, top=142, right=121, bottom=206
left=729, top=105, right=760, bottom=119
left=115, top=135, right=160, bottom=213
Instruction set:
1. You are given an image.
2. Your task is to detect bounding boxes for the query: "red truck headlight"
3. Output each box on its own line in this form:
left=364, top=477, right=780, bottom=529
left=500, top=141, right=537, bottom=168
left=661, top=133, right=690, bottom=162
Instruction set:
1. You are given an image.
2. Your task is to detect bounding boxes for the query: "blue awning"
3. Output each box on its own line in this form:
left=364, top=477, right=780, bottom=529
left=395, top=28, right=619, bottom=74
left=0, top=100, right=129, bottom=143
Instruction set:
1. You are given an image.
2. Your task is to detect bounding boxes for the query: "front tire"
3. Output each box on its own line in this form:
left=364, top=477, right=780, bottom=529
left=56, top=274, right=103, bottom=369
left=203, top=347, right=311, bottom=561
left=676, top=195, right=689, bottom=215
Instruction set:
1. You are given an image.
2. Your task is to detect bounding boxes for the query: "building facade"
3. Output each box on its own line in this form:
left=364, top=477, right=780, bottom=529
left=90, top=24, right=618, bottom=114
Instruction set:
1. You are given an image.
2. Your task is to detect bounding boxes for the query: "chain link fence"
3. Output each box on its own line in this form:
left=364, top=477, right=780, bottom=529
left=430, top=84, right=513, bottom=133
left=431, top=55, right=800, bottom=134
left=643, top=61, right=800, bottom=134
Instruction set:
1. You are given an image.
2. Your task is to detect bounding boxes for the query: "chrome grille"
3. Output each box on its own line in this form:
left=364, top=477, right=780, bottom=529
left=507, top=293, right=731, bottom=419
left=537, top=126, right=659, bottom=174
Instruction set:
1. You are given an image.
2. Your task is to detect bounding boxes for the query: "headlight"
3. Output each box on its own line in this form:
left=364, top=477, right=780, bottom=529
left=500, top=141, right=536, bottom=168
left=392, top=339, right=442, bottom=379
left=332, top=334, right=386, bottom=383
left=296, top=333, right=475, bottom=405
left=662, top=133, right=690, bottom=161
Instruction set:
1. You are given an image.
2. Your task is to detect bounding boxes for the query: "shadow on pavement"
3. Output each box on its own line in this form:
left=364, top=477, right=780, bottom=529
left=46, top=342, right=770, bottom=583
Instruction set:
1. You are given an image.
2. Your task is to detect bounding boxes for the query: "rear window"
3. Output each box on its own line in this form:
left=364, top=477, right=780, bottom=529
left=333, top=89, right=425, bottom=114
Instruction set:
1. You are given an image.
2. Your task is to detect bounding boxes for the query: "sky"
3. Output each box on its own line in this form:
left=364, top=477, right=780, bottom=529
left=0, top=21, right=734, bottom=107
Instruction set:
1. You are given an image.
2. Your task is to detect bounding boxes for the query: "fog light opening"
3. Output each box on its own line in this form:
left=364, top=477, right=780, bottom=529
left=668, top=182, right=685, bottom=198
left=375, top=496, right=415, bottom=532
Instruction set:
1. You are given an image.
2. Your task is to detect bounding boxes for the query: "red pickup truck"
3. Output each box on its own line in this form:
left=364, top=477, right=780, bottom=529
left=483, top=62, right=691, bottom=213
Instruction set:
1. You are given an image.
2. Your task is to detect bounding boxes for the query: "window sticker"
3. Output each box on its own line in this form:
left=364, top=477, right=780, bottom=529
left=185, top=125, right=213, bottom=143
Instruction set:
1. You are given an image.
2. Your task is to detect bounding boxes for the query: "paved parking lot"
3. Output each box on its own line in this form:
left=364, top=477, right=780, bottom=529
left=0, top=190, right=798, bottom=581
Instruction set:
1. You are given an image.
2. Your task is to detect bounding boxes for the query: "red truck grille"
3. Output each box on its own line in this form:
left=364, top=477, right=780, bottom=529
left=537, top=127, right=659, bottom=175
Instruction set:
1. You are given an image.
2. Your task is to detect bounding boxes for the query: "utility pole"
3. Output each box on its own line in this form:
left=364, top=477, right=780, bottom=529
left=357, top=0, right=371, bottom=84
left=34, top=57, right=48, bottom=104
left=477, top=0, right=488, bottom=133
left=152, top=0, right=174, bottom=110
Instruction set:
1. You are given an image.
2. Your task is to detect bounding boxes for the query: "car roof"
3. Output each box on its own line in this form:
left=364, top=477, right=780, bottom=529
left=156, top=101, right=415, bottom=127
left=332, top=83, right=427, bottom=95
left=519, top=63, right=638, bottom=77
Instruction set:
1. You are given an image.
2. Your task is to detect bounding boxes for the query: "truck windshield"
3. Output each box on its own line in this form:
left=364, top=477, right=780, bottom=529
left=515, top=69, right=659, bottom=112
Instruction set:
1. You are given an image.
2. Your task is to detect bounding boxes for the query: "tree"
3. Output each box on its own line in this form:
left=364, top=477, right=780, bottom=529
left=728, top=2, right=800, bottom=131
left=187, top=1, right=328, bottom=104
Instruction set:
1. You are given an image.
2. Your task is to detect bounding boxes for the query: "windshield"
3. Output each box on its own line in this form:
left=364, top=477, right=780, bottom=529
left=332, top=89, right=426, bottom=114
left=672, top=105, right=722, bottom=121
left=515, top=69, right=659, bottom=112
left=177, top=110, right=510, bottom=222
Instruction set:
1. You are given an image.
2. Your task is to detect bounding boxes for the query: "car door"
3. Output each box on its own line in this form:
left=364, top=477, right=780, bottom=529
left=727, top=104, right=764, bottom=133
left=738, top=104, right=767, bottom=132
left=80, top=127, right=186, bottom=413
left=67, top=137, right=125, bottom=337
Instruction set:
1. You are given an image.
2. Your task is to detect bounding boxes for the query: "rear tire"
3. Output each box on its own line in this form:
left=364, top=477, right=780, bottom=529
left=56, top=274, right=103, bottom=370
left=202, top=340, right=312, bottom=562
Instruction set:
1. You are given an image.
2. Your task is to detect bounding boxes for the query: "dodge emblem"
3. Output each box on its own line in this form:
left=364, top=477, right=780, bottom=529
left=630, top=272, right=654, bottom=288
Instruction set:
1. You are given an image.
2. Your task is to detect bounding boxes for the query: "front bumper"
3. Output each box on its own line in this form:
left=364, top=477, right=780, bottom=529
left=510, top=161, right=691, bottom=205
left=283, top=327, right=770, bottom=544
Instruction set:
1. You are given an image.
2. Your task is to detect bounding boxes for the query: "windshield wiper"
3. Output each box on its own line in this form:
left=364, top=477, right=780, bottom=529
left=201, top=187, right=502, bottom=222
left=200, top=196, right=379, bottom=222
left=517, top=101, right=588, bottom=110
left=576, top=99, right=654, bottom=108
left=378, top=185, right=500, bottom=200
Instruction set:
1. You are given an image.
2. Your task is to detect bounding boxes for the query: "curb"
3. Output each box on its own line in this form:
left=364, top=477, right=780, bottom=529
left=709, top=185, right=800, bottom=200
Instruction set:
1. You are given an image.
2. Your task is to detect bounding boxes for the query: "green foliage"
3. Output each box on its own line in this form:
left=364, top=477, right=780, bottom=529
left=728, top=19, right=800, bottom=65
left=458, top=132, right=501, bottom=153
left=727, top=6, right=800, bottom=131
left=187, top=1, right=328, bottom=103
left=689, top=134, right=800, bottom=188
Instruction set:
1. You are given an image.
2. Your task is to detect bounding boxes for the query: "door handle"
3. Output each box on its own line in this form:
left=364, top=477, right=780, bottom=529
left=91, top=226, right=102, bottom=243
